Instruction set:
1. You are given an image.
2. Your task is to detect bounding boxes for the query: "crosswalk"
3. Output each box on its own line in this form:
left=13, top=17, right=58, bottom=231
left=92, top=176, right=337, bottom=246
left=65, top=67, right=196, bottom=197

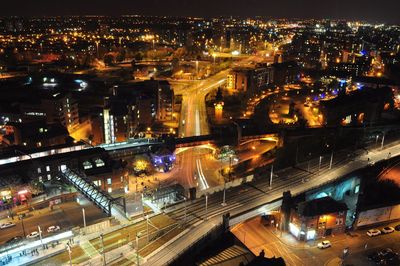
left=197, top=245, right=251, bottom=266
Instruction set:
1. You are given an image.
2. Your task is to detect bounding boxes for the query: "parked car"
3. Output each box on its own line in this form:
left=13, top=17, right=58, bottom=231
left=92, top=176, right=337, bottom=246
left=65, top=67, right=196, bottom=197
left=394, top=224, right=400, bottom=231
left=5, top=236, right=23, bottom=244
left=0, top=222, right=16, bottom=229
left=317, top=240, right=332, bottom=249
left=367, top=251, right=382, bottom=263
left=26, top=231, right=39, bottom=239
left=367, top=229, right=381, bottom=237
left=47, top=225, right=60, bottom=233
left=382, top=227, right=395, bottom=234
left=379, top=248, right=399, bottom=265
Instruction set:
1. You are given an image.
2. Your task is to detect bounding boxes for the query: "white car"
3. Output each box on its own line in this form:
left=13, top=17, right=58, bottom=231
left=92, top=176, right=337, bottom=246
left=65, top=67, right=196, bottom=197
left=317, top=240, right=332, bottom=249
left=47, top=225, right=60, bottom=233
left=0, top=222, right=16, bottom=229
left=367, top=229, right=381, bottom=237
left=26, top=231, right=40, bottom=239
left=382, top=226, right=395, bottom=234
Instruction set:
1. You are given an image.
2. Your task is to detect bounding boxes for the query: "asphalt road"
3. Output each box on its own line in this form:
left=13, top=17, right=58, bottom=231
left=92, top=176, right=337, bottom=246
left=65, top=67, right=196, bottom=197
left=232, top=216, right=400, bottom=266
left=144, top=143, right=400, bottom=265
left=0, top=200, right=106, bottom=245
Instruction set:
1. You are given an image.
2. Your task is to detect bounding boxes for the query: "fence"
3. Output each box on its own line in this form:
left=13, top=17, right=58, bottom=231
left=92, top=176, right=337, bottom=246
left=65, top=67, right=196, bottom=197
left=196, top=175, right=253, bottom=198
left=81, top=219, right=111, bottom=235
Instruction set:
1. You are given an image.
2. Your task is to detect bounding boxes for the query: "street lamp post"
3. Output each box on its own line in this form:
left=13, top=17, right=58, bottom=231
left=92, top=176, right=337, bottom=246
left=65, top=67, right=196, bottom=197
left=205, top=194, right=208, bottom=221
left=329, top=152, right=334, bottom=170
left=183, top=197, right=187, bottom=223
left=100, top=234, right=106, bottom=266
left=381, top=133, right=385, bottom=150
left=19, top=215, right=26, bottom=237
left=95, top=40, right=100, bottom=58
left=38, top=226, right=43, bottom=247
left=221, top=182, right=227, bottom=206
left=82, top=208, right=86, bottom=233
left=146, top=215, right=149, bottom=243
left=141, top=193, right=145, bottom=219
left=269, top=165, right=274, bottom=189
left=66, top=243, right=72, bottom=266
left=318, top=156, right=322, bottom=173
left=136, top=233, right=140, bottom=266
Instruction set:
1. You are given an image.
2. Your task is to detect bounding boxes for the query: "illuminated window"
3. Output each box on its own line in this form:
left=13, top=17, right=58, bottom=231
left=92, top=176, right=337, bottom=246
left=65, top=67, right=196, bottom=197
left=107, top=187, right=112, bottom=193
left=384, top=103, right=390, bottom=111
left=46, top=166, right=50, bottom=172
left=356, top=112, right=364, bottom=124
left=107, top=178, right=112, bottom=185
left=47, top=174, right=51, bottom=180
left=83, top=161, right=93, bottom=170
left=37, top=168, right=41, bottom=174
left=95, top=159, right=105, bottom=167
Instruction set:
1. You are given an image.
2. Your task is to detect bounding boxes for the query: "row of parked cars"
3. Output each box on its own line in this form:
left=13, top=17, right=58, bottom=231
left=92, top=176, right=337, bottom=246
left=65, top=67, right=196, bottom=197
left=367, top=225, right=400, bottom=237
left=1, top=222, right=61, bottom=244
left=317, top=225, right=400, bottom=250
left=25, top=226, right=61, bottom=239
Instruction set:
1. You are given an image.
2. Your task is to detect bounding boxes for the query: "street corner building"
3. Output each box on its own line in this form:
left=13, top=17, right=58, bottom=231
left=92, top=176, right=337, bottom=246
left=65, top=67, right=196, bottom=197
left=289, top=196, right=348, bottom=241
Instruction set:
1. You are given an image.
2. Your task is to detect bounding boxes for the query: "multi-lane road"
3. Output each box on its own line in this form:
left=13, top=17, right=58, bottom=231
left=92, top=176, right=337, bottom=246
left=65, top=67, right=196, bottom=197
left=172, top=70, right=229, bottom=189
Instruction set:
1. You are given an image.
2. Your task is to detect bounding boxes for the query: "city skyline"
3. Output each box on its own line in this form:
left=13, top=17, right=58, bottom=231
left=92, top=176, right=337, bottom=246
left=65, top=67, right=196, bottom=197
left=1, top=5, right=400, bottom=265
left=1, top=0, right=400, bottom=24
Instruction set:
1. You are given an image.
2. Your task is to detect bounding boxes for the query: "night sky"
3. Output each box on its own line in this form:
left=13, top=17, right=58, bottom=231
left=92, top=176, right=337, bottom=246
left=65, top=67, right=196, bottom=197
left=3, top=0, right=400, bottom=23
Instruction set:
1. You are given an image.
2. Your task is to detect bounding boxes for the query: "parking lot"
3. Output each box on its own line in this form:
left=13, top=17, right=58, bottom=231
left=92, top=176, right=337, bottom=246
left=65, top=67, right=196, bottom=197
left=0, top=199, right=107, bottom=245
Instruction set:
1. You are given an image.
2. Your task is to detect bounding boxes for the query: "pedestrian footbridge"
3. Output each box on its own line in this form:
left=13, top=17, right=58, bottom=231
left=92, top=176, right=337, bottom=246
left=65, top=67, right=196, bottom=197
left=59, top=167, right=126, bottom=218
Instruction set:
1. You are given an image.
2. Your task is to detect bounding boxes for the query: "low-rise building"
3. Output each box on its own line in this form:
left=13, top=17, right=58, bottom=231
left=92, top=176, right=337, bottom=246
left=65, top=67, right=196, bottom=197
left=319, top=86, right=394, bottom=126
left=3, top=121, right=70, bottom=148
left=289, top=196, right=348, bottom=241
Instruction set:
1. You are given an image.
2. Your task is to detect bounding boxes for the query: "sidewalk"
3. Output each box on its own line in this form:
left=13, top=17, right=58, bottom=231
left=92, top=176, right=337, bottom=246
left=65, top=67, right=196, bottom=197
left=325, top=257, right=342, bottom=266
left=268, top=227, right=349, bottom=250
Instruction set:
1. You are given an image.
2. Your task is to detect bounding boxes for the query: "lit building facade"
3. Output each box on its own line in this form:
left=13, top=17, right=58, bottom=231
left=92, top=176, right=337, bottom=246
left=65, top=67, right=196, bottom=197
left=289, top=196, right=348, bottom=241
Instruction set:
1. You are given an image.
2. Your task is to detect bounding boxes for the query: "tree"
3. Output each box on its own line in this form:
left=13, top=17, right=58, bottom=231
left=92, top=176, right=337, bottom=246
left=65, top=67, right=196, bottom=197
left=171, top=57, right=179, bottom=72
left=173, top=47, right=187, bottom=60
left=134, top=52, right=144, bottom=61
left=116, top=50, right=126, bottom=63
left=104, top=54, right=114, bottom=66
left=131, top=59, right=136, bottom=69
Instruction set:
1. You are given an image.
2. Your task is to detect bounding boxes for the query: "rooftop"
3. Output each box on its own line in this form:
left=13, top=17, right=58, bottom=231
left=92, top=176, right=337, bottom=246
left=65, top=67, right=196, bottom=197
left=296, top=196, right=348, bottom=217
